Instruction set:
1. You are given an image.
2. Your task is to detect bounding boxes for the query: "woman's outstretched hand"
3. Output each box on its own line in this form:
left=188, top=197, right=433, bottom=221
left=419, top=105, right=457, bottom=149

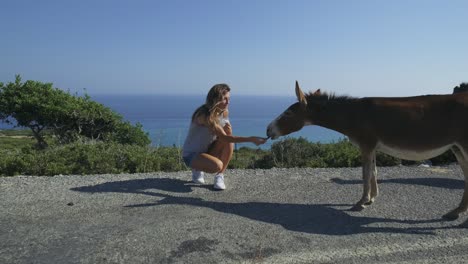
left=251, top=136, right=268, bottom=146
left=223, top=122, right=232, bottom=135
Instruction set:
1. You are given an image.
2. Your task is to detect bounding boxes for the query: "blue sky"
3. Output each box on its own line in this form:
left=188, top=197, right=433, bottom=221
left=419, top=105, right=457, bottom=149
left=1, top=0, right=467, bottom=96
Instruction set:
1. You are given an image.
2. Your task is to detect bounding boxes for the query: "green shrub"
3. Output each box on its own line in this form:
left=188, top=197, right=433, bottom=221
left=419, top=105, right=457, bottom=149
left=376, top=152, right=401, bottom=166
left=266, top=137, right=360, bottom=168
left=0, top=149, right=27, bottom=176
left=0, top=141, right=187, bottom=176
left=262, top=138, right=402, bottom=168
left=229, top=146, right=269, bottom=169
left=268, top=137, right=322, bottom=168
left=321, top=140, right=361, bottom=167
left=0, top=131, right=458, bottom=176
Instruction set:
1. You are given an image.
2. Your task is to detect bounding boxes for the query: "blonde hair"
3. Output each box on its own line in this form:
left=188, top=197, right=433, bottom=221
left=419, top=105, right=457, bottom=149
left=192, top=83, right=231, bottom=130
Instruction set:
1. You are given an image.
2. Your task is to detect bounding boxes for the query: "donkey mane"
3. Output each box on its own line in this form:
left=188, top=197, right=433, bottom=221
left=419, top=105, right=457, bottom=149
left=304, top=91, right=357, bottom=104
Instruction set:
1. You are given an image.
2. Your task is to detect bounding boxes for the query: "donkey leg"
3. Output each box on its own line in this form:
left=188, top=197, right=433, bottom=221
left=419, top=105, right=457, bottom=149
left=351, top=151, right=374, bottom=211
left=365, top=153, right=379, bottom=206
left=443, top=146, right=468, bottom=220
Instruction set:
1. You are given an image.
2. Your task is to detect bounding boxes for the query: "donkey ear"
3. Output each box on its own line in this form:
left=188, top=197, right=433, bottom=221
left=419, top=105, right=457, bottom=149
left=295, top=81, right=307, bottom=107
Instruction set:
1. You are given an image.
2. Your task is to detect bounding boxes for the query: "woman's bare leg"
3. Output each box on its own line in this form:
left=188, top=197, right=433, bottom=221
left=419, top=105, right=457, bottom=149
left=208, top=140, right=234, bottom=173
left=207, top=140, right=233, bottom=190
left=189, top=141, right=232, bottom=189
left=190, top=153, right=223, bottom=174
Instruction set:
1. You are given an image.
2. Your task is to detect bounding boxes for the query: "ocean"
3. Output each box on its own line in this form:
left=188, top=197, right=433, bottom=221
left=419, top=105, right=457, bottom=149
left=1, top=94, right=346, bottom=149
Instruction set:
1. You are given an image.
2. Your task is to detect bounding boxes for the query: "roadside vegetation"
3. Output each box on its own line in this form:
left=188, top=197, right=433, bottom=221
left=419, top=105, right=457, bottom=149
left=0, top=131, right=456, bottom=176
left=0, top=75, right=457, bottom=176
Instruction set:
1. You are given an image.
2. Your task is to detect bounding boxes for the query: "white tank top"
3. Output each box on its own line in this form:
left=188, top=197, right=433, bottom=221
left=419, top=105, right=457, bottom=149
left=182, top=115, right=229, bottom=157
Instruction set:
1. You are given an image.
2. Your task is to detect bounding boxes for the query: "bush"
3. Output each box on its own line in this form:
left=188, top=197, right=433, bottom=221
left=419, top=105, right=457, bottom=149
left=261, top=138, right=401, bottom=168
left=229, top=146, right=269, bottom=169
left=321, top=140, right=361, bottom=167
left=376, top=152, right=401, bottom=166
left=264, top=137, right=359, bottom=168
left=0, top=142, right=187, bottom=176
left=0, top=132, right=458, bottom=176
left=268, top=137, right=323, bottom=168
left=0, top=149, right=28, bottom=176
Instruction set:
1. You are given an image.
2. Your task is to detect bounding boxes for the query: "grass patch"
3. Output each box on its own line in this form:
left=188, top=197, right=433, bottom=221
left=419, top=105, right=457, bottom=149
left=0, top=129, right=33, bottom=137
left=0, top=134, right=35, bottom=150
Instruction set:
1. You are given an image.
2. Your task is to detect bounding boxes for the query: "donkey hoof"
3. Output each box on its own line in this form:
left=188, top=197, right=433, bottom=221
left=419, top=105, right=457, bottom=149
left=350, top=204, right=366, bottom=211
left=442, top=212, right=460, bottom=221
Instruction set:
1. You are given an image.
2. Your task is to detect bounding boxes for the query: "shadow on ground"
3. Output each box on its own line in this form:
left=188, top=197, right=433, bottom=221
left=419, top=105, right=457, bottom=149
left=71, top=177, right=452, bottom=236
left=331, top=177, right=464, bottom=190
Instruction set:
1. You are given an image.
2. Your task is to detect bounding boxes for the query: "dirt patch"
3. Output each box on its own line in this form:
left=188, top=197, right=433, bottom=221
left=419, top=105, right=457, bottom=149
left=0, top=135, right=32, bottom=138
left=426, top=167, right=451, bottom=174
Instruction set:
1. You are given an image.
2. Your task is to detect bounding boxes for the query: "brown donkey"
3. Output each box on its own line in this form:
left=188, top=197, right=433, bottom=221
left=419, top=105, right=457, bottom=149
left=267, top=81, right=468, bottom=221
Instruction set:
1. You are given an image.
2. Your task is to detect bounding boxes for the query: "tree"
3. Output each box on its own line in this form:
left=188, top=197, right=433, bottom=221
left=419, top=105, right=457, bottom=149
left=0, top=75, right=150, bottom=148
left=0, top=75, right=58, bottom=148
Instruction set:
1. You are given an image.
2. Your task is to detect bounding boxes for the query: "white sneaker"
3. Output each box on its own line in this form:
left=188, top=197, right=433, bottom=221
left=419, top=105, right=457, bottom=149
left=214, top=174, right=226, bottom=190
left=192, top=170, right=205, bottom=184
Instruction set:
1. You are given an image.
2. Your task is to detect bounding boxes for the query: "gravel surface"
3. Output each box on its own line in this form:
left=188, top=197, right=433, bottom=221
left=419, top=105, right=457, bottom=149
left=2, top=164, right=468, bottom=263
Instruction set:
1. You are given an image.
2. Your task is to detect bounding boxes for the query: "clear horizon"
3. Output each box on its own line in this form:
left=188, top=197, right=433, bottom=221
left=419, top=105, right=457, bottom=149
left=1, top=0, right=467, bottom=97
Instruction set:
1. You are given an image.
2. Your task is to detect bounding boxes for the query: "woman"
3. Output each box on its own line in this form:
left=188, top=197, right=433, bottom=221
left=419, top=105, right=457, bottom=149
left=182, top=83, right=267, bottom=190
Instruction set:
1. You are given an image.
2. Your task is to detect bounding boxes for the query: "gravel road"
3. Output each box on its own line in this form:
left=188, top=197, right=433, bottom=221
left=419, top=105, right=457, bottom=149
left=2, top=165, right=468, bottom=263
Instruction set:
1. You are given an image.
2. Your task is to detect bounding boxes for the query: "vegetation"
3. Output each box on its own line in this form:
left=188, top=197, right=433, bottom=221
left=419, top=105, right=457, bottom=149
left=0, top=130, right=36, bottom=151
left=0, top=140, right=184, bottom=176
left=0, top=75, right=150, bottom=148
left=0, top=75, right=458, bottom=176
left=453, top=82, right=468, bottom=94
left=0, top=132, right=457, bottom=176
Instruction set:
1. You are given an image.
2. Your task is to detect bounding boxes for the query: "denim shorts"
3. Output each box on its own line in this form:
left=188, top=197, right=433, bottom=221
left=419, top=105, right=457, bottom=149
left=182, top=152, right=199, bottom=167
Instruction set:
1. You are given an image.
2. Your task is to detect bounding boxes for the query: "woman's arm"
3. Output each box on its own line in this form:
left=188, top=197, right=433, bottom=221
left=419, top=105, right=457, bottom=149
left=212, top=123, right=266, bottom=146
left=197, top=112, right=267, bottom=146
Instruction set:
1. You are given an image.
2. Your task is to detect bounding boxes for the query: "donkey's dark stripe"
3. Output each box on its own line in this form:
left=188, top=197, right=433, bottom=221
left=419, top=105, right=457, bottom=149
left=267, top=81, right=468, bottom=221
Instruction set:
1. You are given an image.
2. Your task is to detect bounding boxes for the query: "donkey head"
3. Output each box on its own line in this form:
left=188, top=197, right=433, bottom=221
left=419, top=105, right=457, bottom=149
left=267, top=81, right=319, bottom=139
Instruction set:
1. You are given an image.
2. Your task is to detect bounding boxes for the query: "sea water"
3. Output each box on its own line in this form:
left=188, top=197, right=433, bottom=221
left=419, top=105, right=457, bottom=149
left=1, top=94, right=345, bottom=149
